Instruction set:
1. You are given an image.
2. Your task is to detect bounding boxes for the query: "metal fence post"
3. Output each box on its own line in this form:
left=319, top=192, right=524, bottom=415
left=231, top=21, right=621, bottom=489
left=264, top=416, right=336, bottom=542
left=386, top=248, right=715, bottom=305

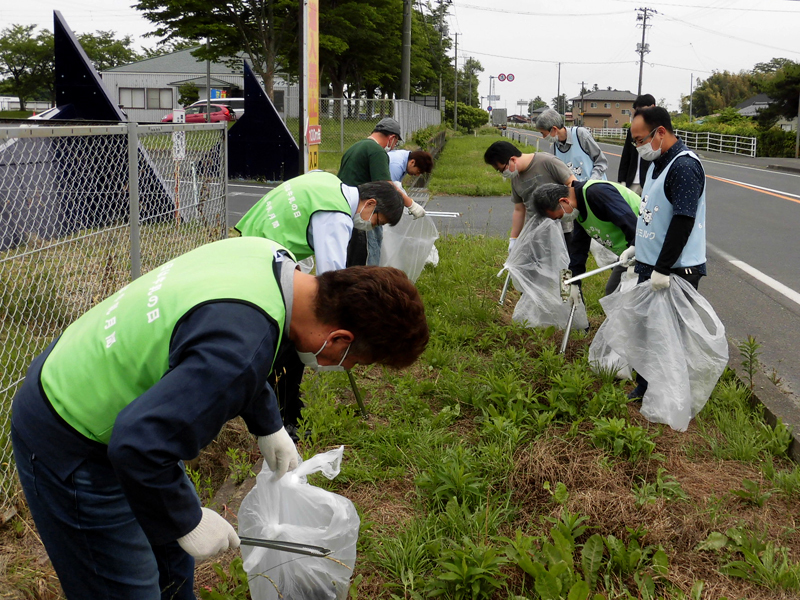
left=127, top=121, right=142, bottom=280
left=339, top=98, right=345, bottom=153
left=222, top=123, right=229, bottom=239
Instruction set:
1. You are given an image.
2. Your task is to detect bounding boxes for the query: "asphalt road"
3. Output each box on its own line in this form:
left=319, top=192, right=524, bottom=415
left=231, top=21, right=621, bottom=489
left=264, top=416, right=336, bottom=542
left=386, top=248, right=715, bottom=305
left=225, top=139, right=800, bottom=402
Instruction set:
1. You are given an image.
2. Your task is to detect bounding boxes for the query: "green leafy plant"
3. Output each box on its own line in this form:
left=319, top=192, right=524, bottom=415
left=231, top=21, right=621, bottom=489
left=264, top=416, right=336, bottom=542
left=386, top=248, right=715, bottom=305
left=631, top=468, right=689, bottom=507
left=225, top=447, right=254, bottom=484
left=199, top=557, right=251, bottom=600
left=738, top=335, right=761, bottom=390
left=589, top=417, right=659, bottom=462
left=543, top=481, right=570, bottom=505
left=730, top=478, right=774, bottom=507
left=186, top=466, right=215, bottom=506
left=426, top=537, right=508, bottom=599
left=415, top=445, right=487, bottom=511
left=699, top=528, right=800, bottom=591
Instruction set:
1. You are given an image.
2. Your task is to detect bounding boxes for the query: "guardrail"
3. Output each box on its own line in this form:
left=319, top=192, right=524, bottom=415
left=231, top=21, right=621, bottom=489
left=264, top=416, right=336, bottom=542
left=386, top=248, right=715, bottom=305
left=590, top=127, right=757, bottom=157
left=675, top=129, right=757, bottom=158
left=591, top=128, right=627, bottom=140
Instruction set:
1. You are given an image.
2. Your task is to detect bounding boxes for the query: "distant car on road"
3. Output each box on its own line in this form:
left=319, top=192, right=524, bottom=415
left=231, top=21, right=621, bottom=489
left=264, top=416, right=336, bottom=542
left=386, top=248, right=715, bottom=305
left=161, top=103, right=236, bottom=123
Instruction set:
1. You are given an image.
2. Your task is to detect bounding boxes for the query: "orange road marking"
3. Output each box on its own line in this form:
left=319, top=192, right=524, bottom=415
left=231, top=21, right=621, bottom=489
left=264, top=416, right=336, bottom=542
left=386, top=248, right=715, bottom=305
left=706, top=175, right=800, bottom=205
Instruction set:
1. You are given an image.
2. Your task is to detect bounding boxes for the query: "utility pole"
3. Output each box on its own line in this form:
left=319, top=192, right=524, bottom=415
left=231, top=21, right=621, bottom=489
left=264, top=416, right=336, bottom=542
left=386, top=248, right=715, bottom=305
left=467, top=58, right=472, bottom=106
left=636, top=7, right=655, bottom=96
left=557, top=62, right=561, bottom=117
left=453, top=33, right=458, bottom=129
left=401, top=0, right=411, bottom=100
left=580, top=80, right=585, bottom=127
left=689, top=73, right=694, bottom=123
left=795, top=89, right=800, bottom=159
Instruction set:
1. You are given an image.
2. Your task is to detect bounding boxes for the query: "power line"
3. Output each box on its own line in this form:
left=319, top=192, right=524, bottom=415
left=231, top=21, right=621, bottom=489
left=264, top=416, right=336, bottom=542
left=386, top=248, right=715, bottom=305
left=455, top=2, right=629, bottom=17
left=660, top=12, right=800, bottom=56
left=607, top=0, right=800, bottom=13
left=460, top=48, right=634, bottom=66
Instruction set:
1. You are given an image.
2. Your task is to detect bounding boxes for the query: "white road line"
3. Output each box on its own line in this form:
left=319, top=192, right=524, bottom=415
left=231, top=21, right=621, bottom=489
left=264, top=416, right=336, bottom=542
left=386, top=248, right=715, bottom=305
left=707, top=176, right=800, bottom=199
left=709, top=243, right=800, bottom=307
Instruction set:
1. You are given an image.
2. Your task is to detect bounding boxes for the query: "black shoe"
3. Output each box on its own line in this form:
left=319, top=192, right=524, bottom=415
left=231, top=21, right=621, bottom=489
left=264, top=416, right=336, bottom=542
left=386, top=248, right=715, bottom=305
left=284, top=424, right=300, bottom=444
left=627, top=383, right=647, bottom=402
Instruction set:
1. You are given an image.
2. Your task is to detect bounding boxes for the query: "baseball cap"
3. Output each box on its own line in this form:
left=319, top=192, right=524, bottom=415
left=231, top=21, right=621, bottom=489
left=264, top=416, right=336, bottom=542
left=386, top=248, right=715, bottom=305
left=374, top=117, right=402, bottom=140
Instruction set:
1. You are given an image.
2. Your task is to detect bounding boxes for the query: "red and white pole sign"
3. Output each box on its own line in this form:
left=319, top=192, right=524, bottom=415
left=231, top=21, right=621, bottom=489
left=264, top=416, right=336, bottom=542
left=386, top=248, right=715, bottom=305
left=498, top=73, right=506, bottom=82
left=507, top=74, right=515, bottom=82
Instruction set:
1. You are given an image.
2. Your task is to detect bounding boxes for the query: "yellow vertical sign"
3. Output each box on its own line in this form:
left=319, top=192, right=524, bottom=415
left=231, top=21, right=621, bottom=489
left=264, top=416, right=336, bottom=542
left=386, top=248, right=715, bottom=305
left=307, top=0, right=321, bottom=170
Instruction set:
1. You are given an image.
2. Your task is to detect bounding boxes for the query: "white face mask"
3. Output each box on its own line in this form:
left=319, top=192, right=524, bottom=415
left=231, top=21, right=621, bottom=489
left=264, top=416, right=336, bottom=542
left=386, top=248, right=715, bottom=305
left=353, top=205, right=376, bottom=231
left=501, top=162, right=518, bottom=180
left=636, top=131, right=663, bottom=161
left=296, top=338, right=351, bottom=372
left=560, top=204, right=578, bottom=223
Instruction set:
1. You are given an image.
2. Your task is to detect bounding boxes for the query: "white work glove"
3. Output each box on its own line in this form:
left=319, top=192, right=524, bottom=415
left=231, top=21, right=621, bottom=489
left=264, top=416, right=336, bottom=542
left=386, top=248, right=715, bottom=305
left=258, top=428, right=299, bottom=480
left=619, top=246, right=636, bottom=268
left=508, top=237, right=517, bottom=252
left=650, top=271, right=671, bottom=291
left=568, top=284, right=583, bottom=307
left=408, top=200, right=426, bottom=220
left=177, top=507, right=239, bottom=560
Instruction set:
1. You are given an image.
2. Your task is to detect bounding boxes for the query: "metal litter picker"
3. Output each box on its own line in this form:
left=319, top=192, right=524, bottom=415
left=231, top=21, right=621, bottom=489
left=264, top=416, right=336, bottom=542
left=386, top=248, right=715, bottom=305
left=558, top=260, right=623, bottom=354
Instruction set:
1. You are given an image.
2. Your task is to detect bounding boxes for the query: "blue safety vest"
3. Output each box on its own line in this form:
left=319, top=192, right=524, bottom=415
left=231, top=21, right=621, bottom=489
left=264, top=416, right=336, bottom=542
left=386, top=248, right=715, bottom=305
left=554, top=127, right=606, bottom=182
left=635, top=149, right=706, bottom=268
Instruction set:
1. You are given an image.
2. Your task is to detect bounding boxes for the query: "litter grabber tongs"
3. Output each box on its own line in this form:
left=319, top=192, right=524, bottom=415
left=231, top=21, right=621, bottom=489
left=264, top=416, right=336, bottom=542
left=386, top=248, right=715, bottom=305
left=239, top=536, right=332, bottom=558
left=558, top=260, right=623, bottom=354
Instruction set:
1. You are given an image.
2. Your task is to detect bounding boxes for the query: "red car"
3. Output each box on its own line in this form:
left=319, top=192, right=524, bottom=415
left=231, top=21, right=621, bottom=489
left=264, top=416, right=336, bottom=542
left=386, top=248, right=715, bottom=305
left=161, top=104, right=236, bottom=123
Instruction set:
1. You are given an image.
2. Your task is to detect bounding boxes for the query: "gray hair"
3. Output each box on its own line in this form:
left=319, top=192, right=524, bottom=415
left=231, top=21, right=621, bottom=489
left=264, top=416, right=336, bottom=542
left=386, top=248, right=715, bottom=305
left=535, top=108, right=564, bottom=132
left=532, top=183, right=571, bottom=217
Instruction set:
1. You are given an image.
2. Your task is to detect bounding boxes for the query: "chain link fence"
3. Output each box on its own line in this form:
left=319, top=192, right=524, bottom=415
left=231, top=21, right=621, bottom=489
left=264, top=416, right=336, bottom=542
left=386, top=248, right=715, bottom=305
left=283, top=97, right=441, bottom=154
left=0, top=121, right=227, bottom=516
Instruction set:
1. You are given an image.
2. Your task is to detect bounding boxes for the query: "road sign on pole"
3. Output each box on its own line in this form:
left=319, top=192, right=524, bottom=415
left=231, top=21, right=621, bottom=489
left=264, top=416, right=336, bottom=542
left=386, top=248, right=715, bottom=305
left=507, top=73, right=515, bottom=82
left=498, top=73, right=506, bottom=82
left=487, top=106, right=493, bottom=111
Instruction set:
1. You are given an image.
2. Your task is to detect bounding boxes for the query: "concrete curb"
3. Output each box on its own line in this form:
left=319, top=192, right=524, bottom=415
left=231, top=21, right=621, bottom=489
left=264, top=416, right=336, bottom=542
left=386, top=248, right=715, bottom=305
left=767, top=164, right=800, bottom=175
left=726, top=337, right=800, bottom=462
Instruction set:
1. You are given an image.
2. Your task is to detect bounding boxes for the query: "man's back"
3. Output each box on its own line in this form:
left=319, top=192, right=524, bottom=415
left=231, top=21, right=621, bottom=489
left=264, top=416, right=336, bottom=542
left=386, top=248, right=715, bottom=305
left=512, top=152, right=573, bottom=213
left=338, top=138, right=391, bottom=186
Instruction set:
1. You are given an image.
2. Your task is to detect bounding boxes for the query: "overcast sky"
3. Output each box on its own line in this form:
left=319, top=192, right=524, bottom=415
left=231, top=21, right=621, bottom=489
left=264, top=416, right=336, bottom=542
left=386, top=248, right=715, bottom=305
left=5, top=0, right=800, bottom=112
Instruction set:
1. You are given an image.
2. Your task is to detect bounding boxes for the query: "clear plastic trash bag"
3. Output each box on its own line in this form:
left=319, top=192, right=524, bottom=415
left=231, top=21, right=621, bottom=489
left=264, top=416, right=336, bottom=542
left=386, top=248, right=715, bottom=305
left=238, top=446, right=359, bottom=600
left=297, top=256, right=315, bottom=274
left=590, top=239, right=619, bottom=268
left=598, top=275, right=728, bottom=431
left=504, top=216, right=589, bottom=330
left=588, top=271, right=638, bottom=380
left=380, top=211, right=439, bottom=283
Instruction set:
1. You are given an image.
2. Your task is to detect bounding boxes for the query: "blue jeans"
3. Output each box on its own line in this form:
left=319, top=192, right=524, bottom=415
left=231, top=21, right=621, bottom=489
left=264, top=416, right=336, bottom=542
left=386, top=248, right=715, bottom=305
left=12, top=426, right=195, bottom=600
left=366, top=225, right=383, bottom=266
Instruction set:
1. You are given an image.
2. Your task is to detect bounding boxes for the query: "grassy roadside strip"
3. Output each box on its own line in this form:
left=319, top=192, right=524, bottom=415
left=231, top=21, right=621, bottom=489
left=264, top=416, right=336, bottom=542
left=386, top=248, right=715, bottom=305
left=427, top=132, right=531, bottom=197
left=288, top=235, right=800, bottom=600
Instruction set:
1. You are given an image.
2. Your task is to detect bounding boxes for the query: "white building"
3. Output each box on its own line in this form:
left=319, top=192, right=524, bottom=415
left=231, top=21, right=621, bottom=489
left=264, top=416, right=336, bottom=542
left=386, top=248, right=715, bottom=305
left=101, top=48, right=297, bottom=123
left=0, top=97, right=52, bottom=112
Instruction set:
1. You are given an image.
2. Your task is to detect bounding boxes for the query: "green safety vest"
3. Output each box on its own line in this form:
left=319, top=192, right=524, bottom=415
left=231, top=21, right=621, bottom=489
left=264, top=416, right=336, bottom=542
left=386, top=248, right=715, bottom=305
left=40, top=237, right=293, bottom=444
left=235, top=171, right=352, bottom=260
left=577, top=181, right=641, bottom=254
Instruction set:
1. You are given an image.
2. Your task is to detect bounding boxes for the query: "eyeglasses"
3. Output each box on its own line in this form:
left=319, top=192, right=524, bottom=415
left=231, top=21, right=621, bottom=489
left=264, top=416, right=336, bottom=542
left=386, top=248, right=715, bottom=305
left=496, top=162, right=508, bottom=174
left=632, top=127, right=658, bottom=147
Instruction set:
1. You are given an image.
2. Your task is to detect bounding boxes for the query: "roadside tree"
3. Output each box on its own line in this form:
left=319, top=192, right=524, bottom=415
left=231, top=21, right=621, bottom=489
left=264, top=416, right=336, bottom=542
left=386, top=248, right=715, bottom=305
left=0, top=25, right=53, bottom=110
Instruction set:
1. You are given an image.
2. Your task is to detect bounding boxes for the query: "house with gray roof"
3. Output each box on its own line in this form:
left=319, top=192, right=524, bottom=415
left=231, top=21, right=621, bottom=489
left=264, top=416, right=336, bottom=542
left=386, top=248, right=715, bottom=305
left=569, top=89, right=637, bottom=129
left=101, top=48, right=296, bottom=123
left=736, top=94, right=797, bottom=131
